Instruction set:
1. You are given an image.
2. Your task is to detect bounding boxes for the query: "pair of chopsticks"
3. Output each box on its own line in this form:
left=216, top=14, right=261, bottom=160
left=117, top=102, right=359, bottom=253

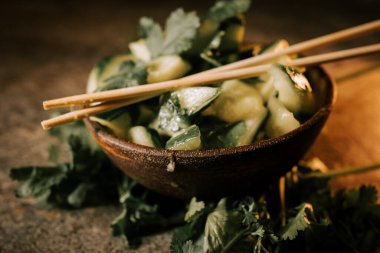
left=41, top=19, right=380, bottom=130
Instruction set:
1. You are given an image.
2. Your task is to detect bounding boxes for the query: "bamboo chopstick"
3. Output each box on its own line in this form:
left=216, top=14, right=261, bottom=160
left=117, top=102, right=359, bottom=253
left=290, top=43, right=380, bottom=67
left=41, top=94, right=156, bottom=129
left=43, top=19, right=380, bottom=110
left=41, top=43, right=380, bottom=130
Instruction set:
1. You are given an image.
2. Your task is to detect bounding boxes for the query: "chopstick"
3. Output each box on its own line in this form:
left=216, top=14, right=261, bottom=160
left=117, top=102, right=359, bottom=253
left=41, top=43, right=380, bottom=130
left=43, top=19, right=380, bottom=110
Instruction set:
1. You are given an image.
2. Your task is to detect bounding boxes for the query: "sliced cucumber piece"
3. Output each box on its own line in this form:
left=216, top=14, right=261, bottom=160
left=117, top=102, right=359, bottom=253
left=129, top=39, right=151, bottom=63
left=174, top=87, right=221, bottom=115
left=128, top=126, right=159, bottom=148
left=166, top=125, right=202, bottom=150
left=89, top=112, right=131, bottom=139
left=259, top=39, right=290, bottom=64
left=147, top=55, right=191, bottom=83
left=259, top=39, right=289, bottom=54
left=203, top=79, right=267, bottom=123
left=224, top=116, right=268, bottom=147
left=149, top=94, right=190, bottom=137
left=265, top=96, right=300, bottom=138
left=269, top=64, right=315, bottom=116
left=254, top=75, right=275, bottom=103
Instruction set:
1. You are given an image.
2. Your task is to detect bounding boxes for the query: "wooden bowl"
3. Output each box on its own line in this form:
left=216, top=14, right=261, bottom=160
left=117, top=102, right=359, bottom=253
left=85, top=66, right=336, bottom=199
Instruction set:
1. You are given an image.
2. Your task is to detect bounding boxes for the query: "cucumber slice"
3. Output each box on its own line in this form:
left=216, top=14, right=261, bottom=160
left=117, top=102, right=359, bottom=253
left=259, top=39, right=290, bottom=64
left=166, top=125, right=202, bottom=150
left=259, top=39, right=289, bottom=55
left=224, top=116, right=268, bottom=147
left=129, top=39, right=151, bottom=63
left=254, top=75, right=275, bottom=103
left=269, top=64, right=315, bottom=116
left=149, top=94, right=191, bottom=137
left=147, top=55, right=191, bottom=83
left=265, top=96, right=300, bottom=138
left=128, top=126, right=159, bottom=148
left=174, top=87, right=221, bottom=115
left=89, top=112, right=131, bottom=139
left=203, top=79, right=267, bottom=123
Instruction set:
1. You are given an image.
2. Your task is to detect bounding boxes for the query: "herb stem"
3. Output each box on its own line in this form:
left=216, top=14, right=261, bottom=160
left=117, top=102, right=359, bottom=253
left=221, top=227, right=250, bottom=253
left=300, top=163, right=380, bottom=179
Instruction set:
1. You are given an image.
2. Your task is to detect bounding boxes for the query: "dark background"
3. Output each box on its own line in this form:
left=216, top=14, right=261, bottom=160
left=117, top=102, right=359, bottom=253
left=0, top=1, right=379, bottom=252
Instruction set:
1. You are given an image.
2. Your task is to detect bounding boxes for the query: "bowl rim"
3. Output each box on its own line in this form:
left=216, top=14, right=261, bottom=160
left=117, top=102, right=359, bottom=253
left=85, top=65, right=336, bottom=159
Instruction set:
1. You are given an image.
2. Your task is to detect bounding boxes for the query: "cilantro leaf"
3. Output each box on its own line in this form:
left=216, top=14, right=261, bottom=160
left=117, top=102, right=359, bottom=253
left=281, top=203, right=315, bottom=240
left=10, top=165, right=67, bottom=201
left=208, top=0, right=251, bottom=22
left=139, top=17, right=164, bottom=58
left=11, top=123, right=120, bottom=208
left=161, top=8, right=200, bottom=55
left=185, top=198, right=206, bottom=222
left=111, top=177, right=185, bottom=248
left=139, top=9, right=200, bottom=58
left=203, top=198, right=243, bottom=253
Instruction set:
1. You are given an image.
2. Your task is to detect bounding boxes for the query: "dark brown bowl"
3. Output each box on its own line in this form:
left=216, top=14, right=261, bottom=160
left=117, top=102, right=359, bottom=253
left=85, top=66, right=336, bottom=199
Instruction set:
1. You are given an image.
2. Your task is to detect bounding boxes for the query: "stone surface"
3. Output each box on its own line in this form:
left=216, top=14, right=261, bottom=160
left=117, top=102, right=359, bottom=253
left=1, top=1, right=380, bottom=252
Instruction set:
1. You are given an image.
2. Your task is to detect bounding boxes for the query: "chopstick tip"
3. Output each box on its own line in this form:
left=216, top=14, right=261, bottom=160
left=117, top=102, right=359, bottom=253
left=41, top=120, right=51, bottom=130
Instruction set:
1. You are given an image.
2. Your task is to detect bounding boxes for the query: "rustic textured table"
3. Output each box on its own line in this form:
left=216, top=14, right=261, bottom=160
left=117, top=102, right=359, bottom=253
left=1, top=1, right=379, bottom=252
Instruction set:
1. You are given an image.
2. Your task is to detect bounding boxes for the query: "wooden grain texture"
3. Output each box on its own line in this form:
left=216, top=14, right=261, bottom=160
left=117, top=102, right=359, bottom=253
left=0, top=1, right=379, bottom=252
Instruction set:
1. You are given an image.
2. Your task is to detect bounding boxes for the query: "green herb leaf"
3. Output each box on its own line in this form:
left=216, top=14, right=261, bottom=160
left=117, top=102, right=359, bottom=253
left=161, top=8, right=200, bottom=55
left=208, top=0, right=251, bottom=22
left=112, top=176, right=185, bottom=248
left=281, top=203, right=315, bottom=240
left=203, top=198, right=243, bottom=253
left=185, top=198, right=206, bottom=222
left=139, top=17, right=164, bottom=58
left=139, top=9, right=200, bottom=58
left=11, top=123, right=119, bottom=208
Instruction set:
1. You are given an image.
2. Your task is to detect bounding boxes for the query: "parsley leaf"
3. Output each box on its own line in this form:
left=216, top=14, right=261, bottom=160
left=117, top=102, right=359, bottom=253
left=139, top=17, right=164, bottom=58
left=281, top=203, right=315, bottom=240
left=139, top=9, right=200, bottom=58
left=111, top=176, right=185, bottom=248
left=10, top=122, right=119, bottom=208
left=161, top=9, right=200, bottom=55
left=208, top=0, right=251, bottom=22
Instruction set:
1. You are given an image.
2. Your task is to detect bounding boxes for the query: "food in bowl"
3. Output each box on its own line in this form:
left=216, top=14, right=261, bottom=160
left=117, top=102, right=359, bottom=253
left=81, top=0, right=336, bottom=199
left=86, top=5, right=318, bottom=151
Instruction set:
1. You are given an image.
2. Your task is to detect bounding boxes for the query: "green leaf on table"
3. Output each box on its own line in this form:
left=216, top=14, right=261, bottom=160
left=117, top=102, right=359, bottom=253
left=185, top=198, right=206, bottom=222
left=139, top=9, right=200, bottom=58
left=10, top=165, right=67, bottom=201
left=207, top=0, right=251, bottom=22
left=281, top=203, right=315, bottom=240
left=111, top=177, right=185, bottom=248
left=10, top=123, right=119, bottom=208
left=203, top=198, right=244, bottom=253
